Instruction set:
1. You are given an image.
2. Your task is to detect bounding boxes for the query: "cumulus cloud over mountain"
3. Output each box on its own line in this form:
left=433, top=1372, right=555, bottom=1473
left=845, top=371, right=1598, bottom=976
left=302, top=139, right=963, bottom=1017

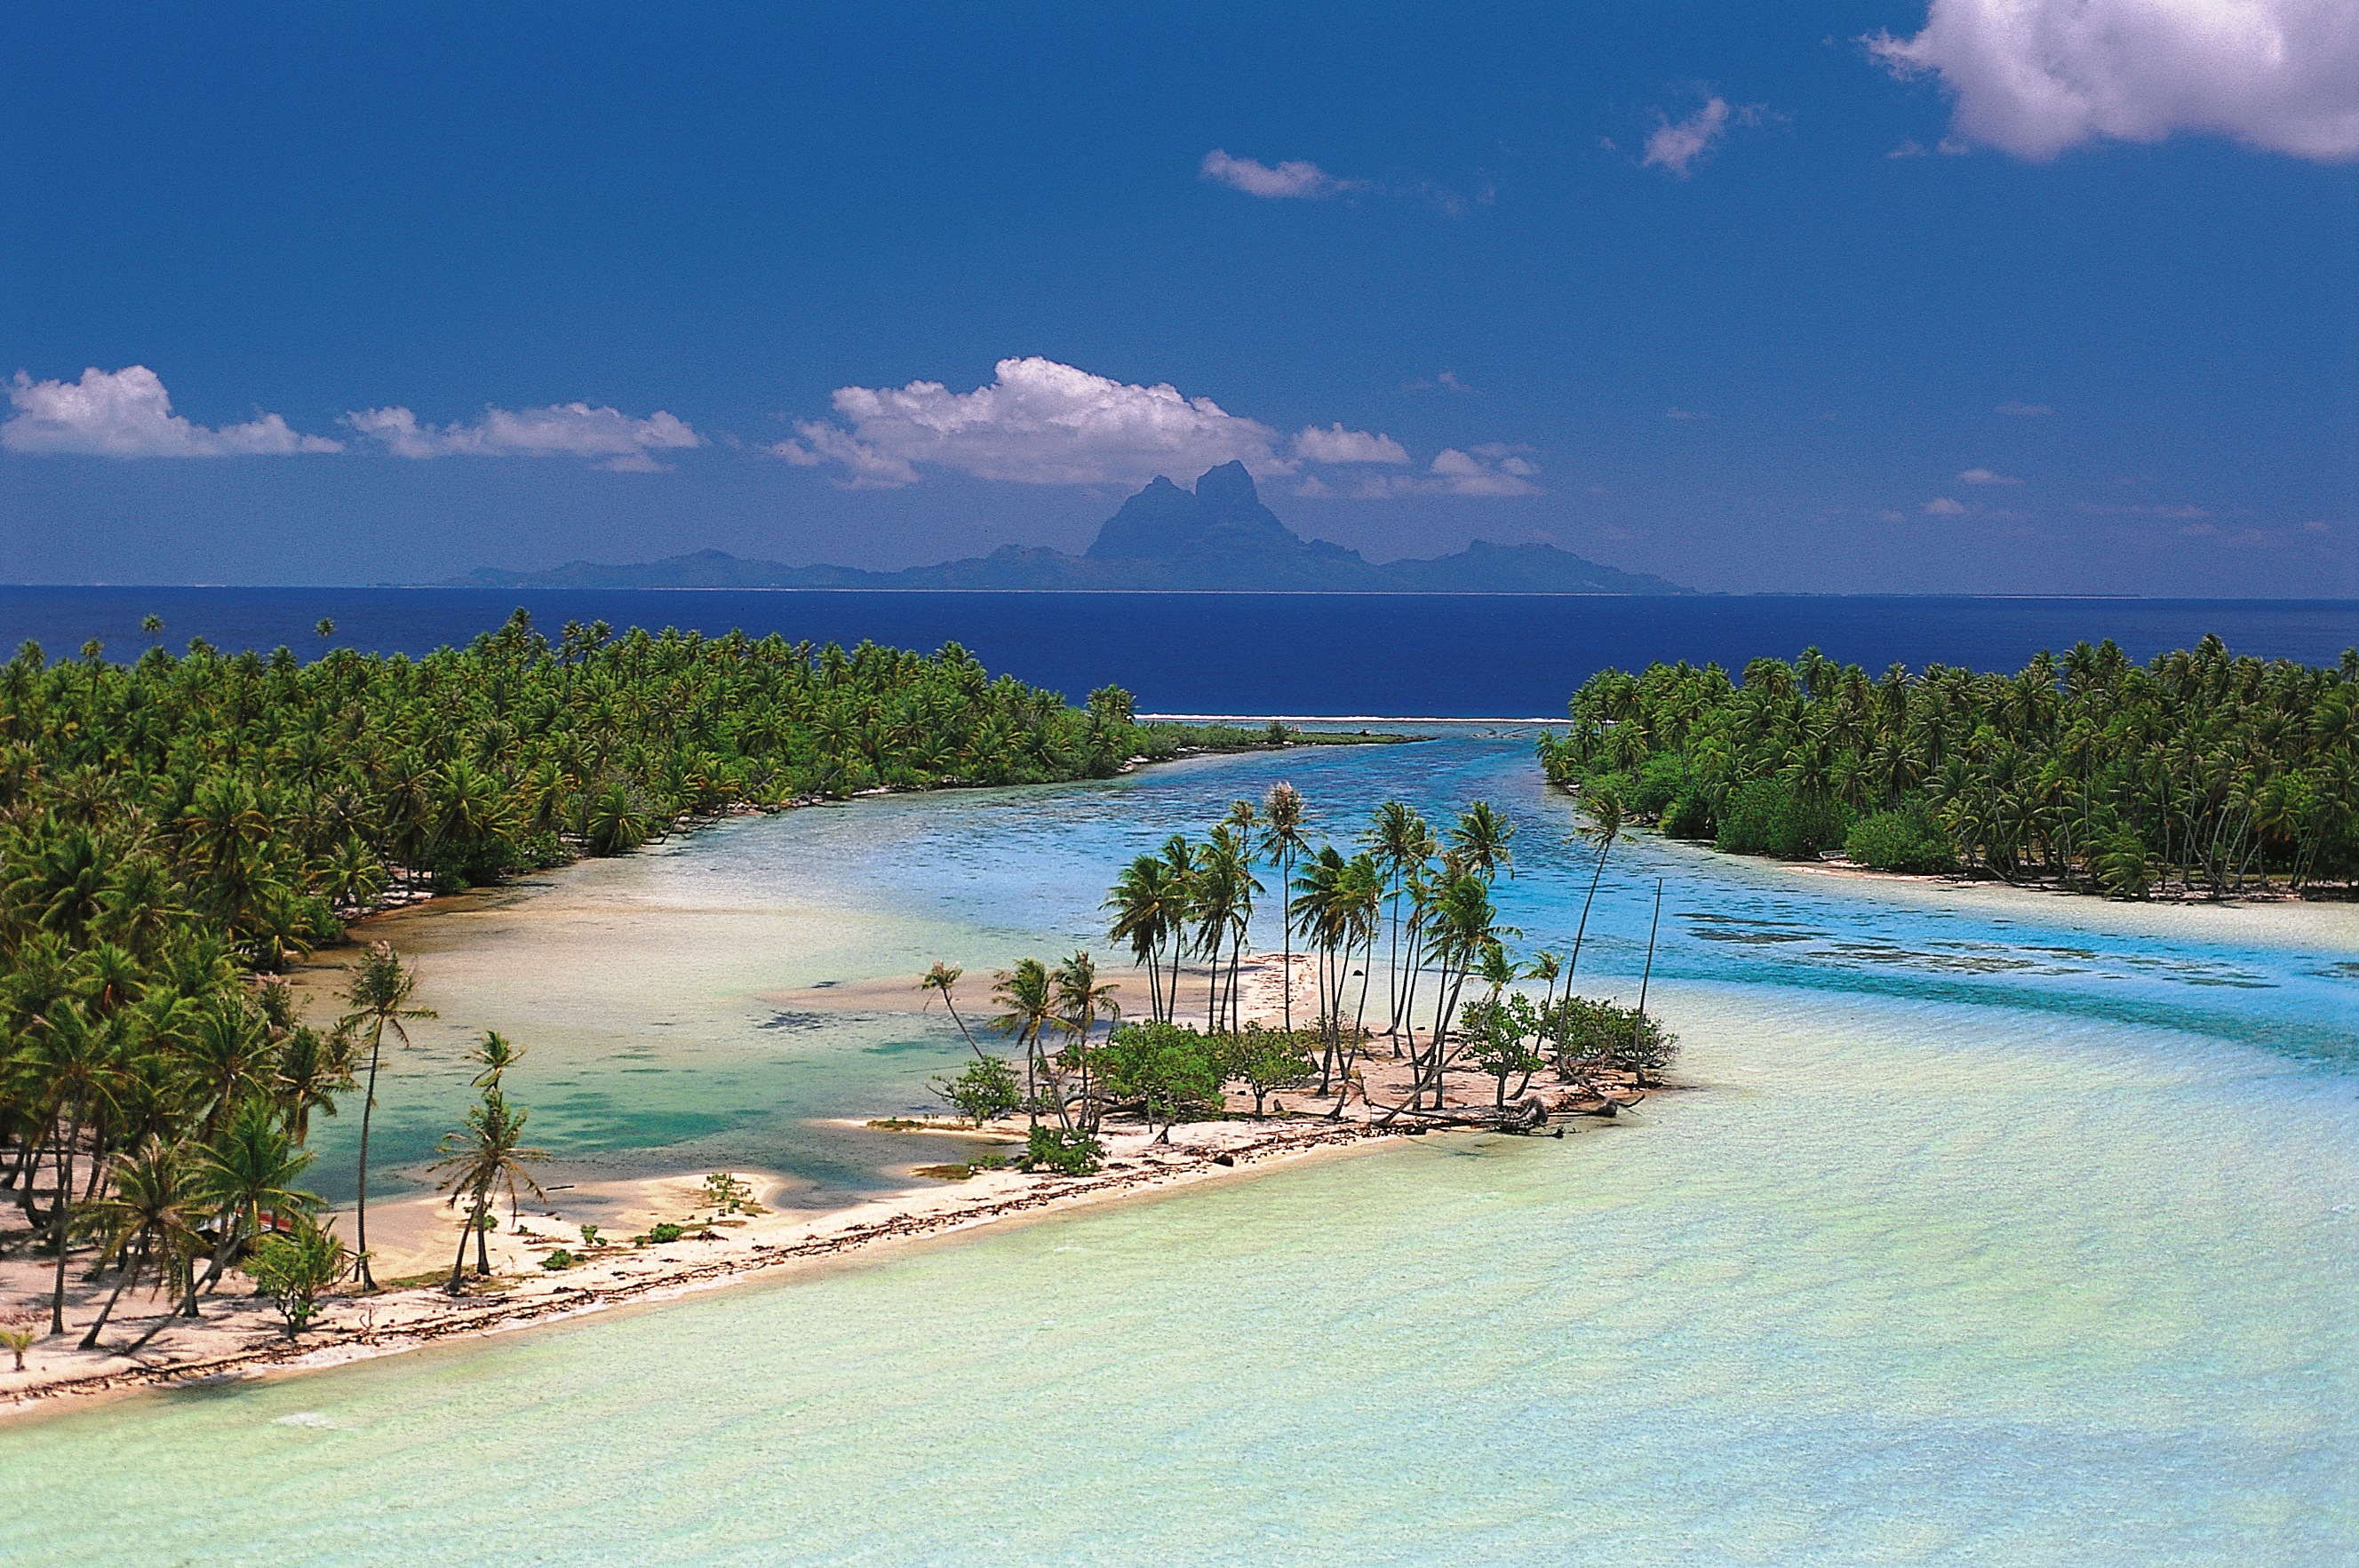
left=778, top=357, right=1531, bottom=497
left=2, top=365, right=342, bottom=457
left=1870, top=0, right=2359, bottom=162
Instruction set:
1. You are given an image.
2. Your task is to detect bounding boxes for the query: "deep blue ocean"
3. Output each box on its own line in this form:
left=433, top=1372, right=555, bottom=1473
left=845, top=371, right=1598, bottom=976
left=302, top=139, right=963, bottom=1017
left=0, top=585, right=2351, bottom=718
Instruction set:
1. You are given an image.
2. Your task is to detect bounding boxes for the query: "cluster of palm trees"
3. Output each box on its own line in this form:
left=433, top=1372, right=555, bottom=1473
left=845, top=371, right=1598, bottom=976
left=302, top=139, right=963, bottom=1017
left=1104, top=788, right=1604, bottom=1116
left=1540, top=638, right=2359, bottom=896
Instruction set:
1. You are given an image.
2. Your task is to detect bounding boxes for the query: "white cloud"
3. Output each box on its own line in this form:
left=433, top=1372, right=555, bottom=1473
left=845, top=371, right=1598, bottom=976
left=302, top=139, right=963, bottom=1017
left=776, top=356, right=1285, bottom=489
left=1958, top=466, right=2023, bottom=484
left=1292, top=424, right=1410, bottom=465
left=1665, top=406, right=1704, bottom=420
left=1996, top=401, right=2054, bottom=416
left=779, top=356, right=1539, bottom=497
left=1312, top=447, right=1542, bottom=499
left=1643, top=95, right=1765, bottom=176
left=1868, top=0, right=2359, bottom=163
left=1199, top=150, right=1355, bottom=199
left=2, top=365, right=341, bottom=457
left=347, top=402, right=699, bottom=471
left=1925, top=496, right=1970, bottom=515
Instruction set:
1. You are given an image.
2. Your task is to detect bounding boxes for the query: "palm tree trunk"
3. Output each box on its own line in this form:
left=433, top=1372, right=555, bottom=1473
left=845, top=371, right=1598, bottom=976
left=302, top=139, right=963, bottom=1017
left=447, top=1198, right=477, bottom=1293
left=49, top=1106, right=80, bottom=1335
left=474, top=1182, right=493, bottom=1275
left=355, top=1032, right=383, bottom=1291
left=79, top=1231, right=147, bottom=1350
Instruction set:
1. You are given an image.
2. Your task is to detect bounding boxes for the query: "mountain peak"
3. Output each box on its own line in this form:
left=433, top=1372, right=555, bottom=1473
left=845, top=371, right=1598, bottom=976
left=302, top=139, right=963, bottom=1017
left=1083, top=462, right=1294, bottom=561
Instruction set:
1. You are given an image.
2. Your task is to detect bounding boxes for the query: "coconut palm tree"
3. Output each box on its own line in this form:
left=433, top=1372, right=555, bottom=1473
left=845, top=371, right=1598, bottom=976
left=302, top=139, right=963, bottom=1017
left=190, top=1099, right=322, bottom=1307
left=430, top=1086, right=546, bottom=1292
left=1364, top=800, right=1435, bottom=1038
left=988, top=959, right=1061, bottom=1129
left=1258, top=783, right=1309, bottom=1029
left=77, top=1134, right=203, bottom=1350
left=1050, top=951, right=1120, bottom=1132
left=338, top=943, right=435, bottom=1292
left=920, top=961, right=989, bottom=1059
left=1566, top=784, right=1625, bottom=983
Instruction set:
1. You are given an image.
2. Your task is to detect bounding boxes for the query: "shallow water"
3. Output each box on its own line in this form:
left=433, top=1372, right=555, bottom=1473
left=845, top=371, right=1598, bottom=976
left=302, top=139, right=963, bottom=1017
left=9, top=735, right=2357, bottom=1563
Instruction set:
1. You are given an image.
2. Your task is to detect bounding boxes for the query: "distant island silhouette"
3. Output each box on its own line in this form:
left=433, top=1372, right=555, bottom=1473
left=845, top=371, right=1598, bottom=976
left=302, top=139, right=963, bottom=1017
left=447, top=462, right=1690, bottom=593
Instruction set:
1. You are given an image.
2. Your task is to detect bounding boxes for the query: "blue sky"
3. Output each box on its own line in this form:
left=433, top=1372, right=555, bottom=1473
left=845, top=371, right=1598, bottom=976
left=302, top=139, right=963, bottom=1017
left=3, top=2, right=2354, bottom=593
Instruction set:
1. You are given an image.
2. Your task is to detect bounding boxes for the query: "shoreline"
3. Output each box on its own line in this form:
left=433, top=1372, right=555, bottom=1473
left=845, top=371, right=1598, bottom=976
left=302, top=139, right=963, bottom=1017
left=0, top=1110, right=1415, bottom=1418
left=1, top=945, right=1661, bottom=1417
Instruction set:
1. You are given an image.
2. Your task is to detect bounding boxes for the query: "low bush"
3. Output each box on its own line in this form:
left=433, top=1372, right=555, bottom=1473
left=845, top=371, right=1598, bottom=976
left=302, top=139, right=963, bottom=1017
left=1845, top=800, right=1956, bottom=873
left=647, top=1222, right=684, bottom=1244
left=540, top=1248, right=577, bottom=1270
left=1716, top=780, right=1849, bottom=859
left=1019, top=1126, right=1104, bottom=1175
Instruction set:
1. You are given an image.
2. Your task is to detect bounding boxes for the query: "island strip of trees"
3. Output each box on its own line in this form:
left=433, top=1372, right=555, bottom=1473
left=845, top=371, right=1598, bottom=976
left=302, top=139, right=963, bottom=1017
left=1537, top=637, right=2359, bottom=898
left=931, top=787, right=1676, bottom=1169
left=0, top=610, right=1285, bottom=1357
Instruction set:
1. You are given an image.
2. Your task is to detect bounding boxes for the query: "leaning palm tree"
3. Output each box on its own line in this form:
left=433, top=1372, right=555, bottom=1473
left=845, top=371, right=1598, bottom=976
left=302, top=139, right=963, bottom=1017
left=338, top=943, right=435, bottom=1292
left=1258, top=783, right=1310, bottom=1030
left=77, top=1134, right=203, bottom=1351
left=430, top=1086, right=546, bottom=1292
left=1566, top=785, right=1626, bottom=983
left=1104, top=856, right=1181, bottom=1023
left=190, top=1098, right=323, bottom=1308
left=919, top=962, right=988, bottom=1060
left=25, top=1000, right=131, bottom=1333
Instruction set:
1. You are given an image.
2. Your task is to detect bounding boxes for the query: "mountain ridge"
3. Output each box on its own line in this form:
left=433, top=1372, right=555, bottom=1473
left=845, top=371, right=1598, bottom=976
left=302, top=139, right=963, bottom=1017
left=446, top=462, right=1691, bottom=594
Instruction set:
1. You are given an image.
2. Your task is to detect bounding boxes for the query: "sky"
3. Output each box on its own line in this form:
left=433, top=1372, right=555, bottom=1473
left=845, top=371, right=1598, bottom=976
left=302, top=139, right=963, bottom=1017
left=2, top=1, right=2355, bottom=595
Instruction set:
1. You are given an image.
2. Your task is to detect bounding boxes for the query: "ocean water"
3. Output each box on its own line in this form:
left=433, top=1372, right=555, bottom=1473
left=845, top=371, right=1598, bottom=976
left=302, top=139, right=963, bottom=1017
left=1, top=585, right=2353, bottom=715
left=4, top=734, right=2355, bottom=1564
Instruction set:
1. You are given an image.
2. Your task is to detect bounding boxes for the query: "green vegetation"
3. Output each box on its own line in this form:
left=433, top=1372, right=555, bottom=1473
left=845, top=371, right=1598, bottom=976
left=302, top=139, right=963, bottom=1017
left=0, top=609, right=1314, bottom=1356
left=646, top=1222, right=684, bottom=1245
left=929, top=1055, right=1021, bottom=1127
left=246, top=1214, right=350, bottom=1335
left=1540, top=639, right=2359, bottom=897
left=1017, top=1126, right=1104, bottom=1175
left=428, top=1032, right=546, bottom=1293
left=538, top=1248, right=577, bottom=1270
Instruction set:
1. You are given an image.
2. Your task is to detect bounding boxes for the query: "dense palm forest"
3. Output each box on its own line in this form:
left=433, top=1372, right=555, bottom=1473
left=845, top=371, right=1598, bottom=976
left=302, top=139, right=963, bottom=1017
left=1537, top=637, right=2359, bottom=898
left=0, top=609, right=1260, bottom=1349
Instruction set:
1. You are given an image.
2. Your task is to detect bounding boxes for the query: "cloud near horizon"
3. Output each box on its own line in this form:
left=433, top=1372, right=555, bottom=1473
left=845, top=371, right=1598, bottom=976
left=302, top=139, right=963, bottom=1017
left=347, top=402, right=700, bottom=471
left=1297, top=443, right=1540, bottom=499
left=1869, top=0, right=2359, bottom=163
left=2, top=365, right=342, bottom=457
left=778, top=357, right=1533, bottom=496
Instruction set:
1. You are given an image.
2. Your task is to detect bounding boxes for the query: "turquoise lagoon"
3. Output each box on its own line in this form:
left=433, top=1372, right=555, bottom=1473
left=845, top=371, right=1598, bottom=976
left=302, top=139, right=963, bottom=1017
left=4, top=732, right=2355, bottom=1564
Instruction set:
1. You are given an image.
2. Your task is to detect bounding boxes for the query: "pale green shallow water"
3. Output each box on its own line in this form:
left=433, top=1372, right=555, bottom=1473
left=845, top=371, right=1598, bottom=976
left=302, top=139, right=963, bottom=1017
left=5, top=735, right=2356, bottom=1563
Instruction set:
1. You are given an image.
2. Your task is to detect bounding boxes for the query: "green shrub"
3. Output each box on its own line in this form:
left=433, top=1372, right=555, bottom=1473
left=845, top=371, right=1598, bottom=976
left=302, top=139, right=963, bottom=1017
left=930, top=1055, right=1022, bottom=1126
left=647, top=1222, right=683, bottom=1244
left=1845, top=800, right=1956, bottom=873
left=540, top=1248, right=577, bottom=1270
left=1631, top=752, right=1688, bottom=816
left=1019, top=1126, right=1104, bottom=1175
left=1716, top=780, right=1849, bottom=859
left=1660, top=792, right=1714, bottom=840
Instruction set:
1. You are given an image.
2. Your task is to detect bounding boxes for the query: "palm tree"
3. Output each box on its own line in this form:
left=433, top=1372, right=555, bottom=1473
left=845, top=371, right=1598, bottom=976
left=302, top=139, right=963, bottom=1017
left=919, top=962, right=987, bottom=1059
left=338, top=943, right=435, bottom=1292
left=1566, top=784, right=1625, bottom=983
left=1050, top=951, right=1120, bottom=1132
left=1364, top=800, right=1434, bottom=1038
left=273, top=1023, right=357, bottom=1142
left=190, top=1099, right=322, bottom=1307
left=430, top=1086, right=546, bottom=1292
left=1258, top=783, right=1309, bottom=1029
left=81, top=1135, right=204, bottom=1352
left=468, top=1029, right=523, bottom=1089
left=988, top=959, right=1061, bottom=1128
left=24, top=1001, right=130, bottom=1333
left=1105, top=856, right=1183, bottom=1023
left=1446, top=800, right=1517, bottom=882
